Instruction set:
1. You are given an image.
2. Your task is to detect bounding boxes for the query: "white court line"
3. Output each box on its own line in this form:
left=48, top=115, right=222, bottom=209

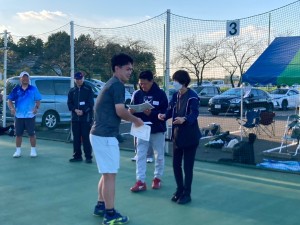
left=263, top=142, right=297, bottom=153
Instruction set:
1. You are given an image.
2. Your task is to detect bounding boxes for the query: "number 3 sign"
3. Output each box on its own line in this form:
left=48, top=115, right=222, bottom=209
left=226, top=20, right=240, bottom=37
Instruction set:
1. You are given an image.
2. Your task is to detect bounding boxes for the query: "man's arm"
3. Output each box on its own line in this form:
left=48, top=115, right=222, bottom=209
left=115, top=104, right=143, bottom=127
left=35, top=100, right=41, bottom=109
left=7, top=99, right=16, bottom=115
left=33, top=100, right=41, bottom=114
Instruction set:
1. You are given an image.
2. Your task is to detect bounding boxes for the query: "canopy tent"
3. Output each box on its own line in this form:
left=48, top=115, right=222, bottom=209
left=242, top=36, right=300, bottom=86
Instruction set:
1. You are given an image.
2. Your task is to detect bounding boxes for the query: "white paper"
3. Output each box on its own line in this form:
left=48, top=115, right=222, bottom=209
left=127, top=102, right=154, bottom=113
left=130, top=124, right=151, bottom=141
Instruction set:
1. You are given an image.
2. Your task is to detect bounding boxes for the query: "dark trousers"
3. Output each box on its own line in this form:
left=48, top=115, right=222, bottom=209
left=72, top=122, right=92, bottom=160
left=172, top=144, right=198, bottom=196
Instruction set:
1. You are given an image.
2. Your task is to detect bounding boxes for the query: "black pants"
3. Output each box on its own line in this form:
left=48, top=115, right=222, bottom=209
left=172, top=143, right=198, bottom=196
left=72, top=122, right=92, bottom=160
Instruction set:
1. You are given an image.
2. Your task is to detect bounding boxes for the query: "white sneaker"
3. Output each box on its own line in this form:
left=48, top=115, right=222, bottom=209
left=13, top=151, right=21, bottom=158
left=146, top=157, right=153, bottom=163
left=30, top=149, right=38, bottom=158
left=131, top=155, right=137, bottom=161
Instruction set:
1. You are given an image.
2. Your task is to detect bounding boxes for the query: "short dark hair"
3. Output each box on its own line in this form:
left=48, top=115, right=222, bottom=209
left=172, top=70, right=191, bottom=87
left=111, top=53, right=133, bottom=72
left=138, top=70, right=153, bottom=81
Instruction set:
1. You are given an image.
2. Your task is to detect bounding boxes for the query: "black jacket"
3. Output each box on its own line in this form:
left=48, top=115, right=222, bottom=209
left=131, top=82, right=168, bottom=133
left=67, top=82, right=94, bottom=123
left=165, top=89, right=201, bottom=148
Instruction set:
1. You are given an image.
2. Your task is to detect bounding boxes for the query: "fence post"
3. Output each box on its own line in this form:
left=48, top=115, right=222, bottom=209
left=165, top=10, right=171, bottom=154
left=70, top=21, right=75, bottom=88
left=2, top=30, right=8, bottom=127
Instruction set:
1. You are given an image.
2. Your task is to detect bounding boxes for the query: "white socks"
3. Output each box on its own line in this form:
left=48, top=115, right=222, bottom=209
left=13, top=148, right=21, bottom=158
left=13, top=147, right=38, bottom=158
left=30, top=147, right=37, bottom=157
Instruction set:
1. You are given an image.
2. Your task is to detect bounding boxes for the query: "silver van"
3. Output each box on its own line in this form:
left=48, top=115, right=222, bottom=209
left=5, top=76, right=100, bottom=129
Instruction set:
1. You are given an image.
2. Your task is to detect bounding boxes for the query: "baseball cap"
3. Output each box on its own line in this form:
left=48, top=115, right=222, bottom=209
left=74, top=72, right=84, bottom=80
left=19, top=71, right=30, bottom=78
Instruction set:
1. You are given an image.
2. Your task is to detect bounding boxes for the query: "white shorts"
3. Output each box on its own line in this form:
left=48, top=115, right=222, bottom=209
left=89, top=134, right=120, bottom=173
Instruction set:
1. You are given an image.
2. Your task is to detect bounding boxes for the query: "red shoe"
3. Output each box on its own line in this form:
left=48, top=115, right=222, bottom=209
left=130, top=180, right=147, bottom=192
left=152, top=177, right=161, bottom=189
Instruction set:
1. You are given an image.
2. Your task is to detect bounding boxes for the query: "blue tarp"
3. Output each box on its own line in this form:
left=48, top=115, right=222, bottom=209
left=242, top=36, right=300, bottom=85
left=257, top=159, right=300, bottom=172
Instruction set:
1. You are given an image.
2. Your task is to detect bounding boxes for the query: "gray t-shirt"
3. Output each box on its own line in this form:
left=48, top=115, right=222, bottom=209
left=90, top=76, right=125, bottom=137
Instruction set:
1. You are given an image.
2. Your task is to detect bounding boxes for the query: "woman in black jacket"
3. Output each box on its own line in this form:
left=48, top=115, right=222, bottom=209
left=158, top=70, right=201, bottom=204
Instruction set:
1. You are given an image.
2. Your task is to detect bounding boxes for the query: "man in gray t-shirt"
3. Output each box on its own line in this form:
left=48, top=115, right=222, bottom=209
left=90, top=76, right=124, bottom=137
left=90, top=53, right=143, bottom=224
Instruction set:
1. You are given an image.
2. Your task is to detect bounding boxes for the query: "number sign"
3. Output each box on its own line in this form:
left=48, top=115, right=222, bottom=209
left=226, top=20, right=240, bottom=37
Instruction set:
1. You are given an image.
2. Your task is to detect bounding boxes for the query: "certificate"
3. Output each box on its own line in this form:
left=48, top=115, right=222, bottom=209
left=130, top=123, right=151, bottom=141
left=127, top=102, right=154, bottom=113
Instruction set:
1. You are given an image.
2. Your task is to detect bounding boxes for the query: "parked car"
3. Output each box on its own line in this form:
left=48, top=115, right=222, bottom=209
left=211, top=80, right=231, bottom=88
left=269, top=88, right=300, bottom=110
left=88, top=78, right=105, bottom=89
left=208, top=87, right=274, bottom=115
left=191, top=85, right=221, bottom=106
left=190, top=81, right=212, bottom=87
left=125, top=84, right=135, bottom=95
left=4, top=76, right=100, bottom=129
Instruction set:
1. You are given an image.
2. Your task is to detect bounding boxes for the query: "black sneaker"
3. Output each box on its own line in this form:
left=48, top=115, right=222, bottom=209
left=171, top=191, right=183, bottom=202
left=177, top=194, right=191, bottom=204
left=85, top=159, right=92, bottom=164
left=94, top=202, right=105, bottom=217
left=69, top=158, right=83, bottom=162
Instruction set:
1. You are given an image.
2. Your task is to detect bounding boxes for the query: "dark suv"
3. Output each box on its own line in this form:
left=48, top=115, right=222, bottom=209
left=208, top=87, right=274, bottom=115
left=192, top=86, right=221, bottom=106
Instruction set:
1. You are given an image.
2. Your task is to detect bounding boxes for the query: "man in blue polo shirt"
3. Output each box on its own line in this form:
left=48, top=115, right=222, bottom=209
left=8, top=71, right=42, bottom=158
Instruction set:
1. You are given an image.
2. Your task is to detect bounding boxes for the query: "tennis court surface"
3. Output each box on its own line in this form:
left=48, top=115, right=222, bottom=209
left=1, top=135, right=299, bottom=225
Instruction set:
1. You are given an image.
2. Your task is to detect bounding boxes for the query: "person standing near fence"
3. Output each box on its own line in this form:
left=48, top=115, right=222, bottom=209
left=67, top=71, right=94, bottom=163
left=158, top=70, right=201, bottom=204
left=129, top=70, right=168, bottom=192
left=90, top=53, right=143, bottom=225
left=8, top=71, right=42, bottom=158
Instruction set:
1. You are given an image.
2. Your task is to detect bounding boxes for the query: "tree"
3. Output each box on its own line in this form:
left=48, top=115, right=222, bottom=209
left=90, top=39, right=156, bottom=87
left=39, top=31, right=71, bottom=75
left=124, top=39, right=156, bottom=88
left=74, top=34, right=97, bottom=78
left=15, top=35, right=43, bottom=58
left=220, top=36, right=265, bottom=87
left=175, top=36, right=222, bottom=86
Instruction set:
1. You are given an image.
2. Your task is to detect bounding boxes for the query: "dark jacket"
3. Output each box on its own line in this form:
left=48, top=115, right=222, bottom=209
left=67, top=82, right=94, bottom=123
left=166, top=88, right=201, bottom=148
left=131, top=82, right=168, bottom=133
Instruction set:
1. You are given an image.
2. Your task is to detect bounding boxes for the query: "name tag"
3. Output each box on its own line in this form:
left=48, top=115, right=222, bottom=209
left=153, top=101, right=159, bottom=105
left=79, top=101, right=85, bottom=106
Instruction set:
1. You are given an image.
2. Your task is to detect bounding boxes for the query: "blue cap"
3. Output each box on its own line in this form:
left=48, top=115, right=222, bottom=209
left=74, top=72, right=84, bottom=80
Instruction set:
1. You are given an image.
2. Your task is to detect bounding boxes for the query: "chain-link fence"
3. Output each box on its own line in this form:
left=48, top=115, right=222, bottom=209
left=1, top=1, right=300, bottom=172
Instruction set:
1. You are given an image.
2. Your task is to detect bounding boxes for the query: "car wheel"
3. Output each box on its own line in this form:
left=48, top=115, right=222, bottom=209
left=42, top=111, right=59, bottom=130
left=281, top=100, right=288, bottom=111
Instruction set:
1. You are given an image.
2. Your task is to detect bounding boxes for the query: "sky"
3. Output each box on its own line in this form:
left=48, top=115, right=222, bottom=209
left=0, top=0, right=297, bottom=36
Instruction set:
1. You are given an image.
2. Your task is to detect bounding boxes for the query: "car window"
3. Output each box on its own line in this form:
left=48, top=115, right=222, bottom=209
left=206, top=87, right=214, bottom=94
left=6, top=78, right=20, bottom=94
left=288, top=90, right=298, bottom=96
left=54, top=80, right=70, bottom=95
left=222, top=88, right=241, bottom=96
left=35, top=80, right=55, bottom=95
left=256, top=89, right=267, bottom=97
left=250, top=89, right=259, bottom=97
left=85, top=81, right=101, bottom=95
left=270, top=89, right=288, bottom=94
